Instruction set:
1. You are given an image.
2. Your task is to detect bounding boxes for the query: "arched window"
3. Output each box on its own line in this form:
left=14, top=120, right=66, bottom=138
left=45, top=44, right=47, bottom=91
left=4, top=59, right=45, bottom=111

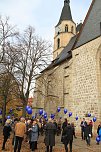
left=71, top=26, right=74, bottom=33
left=65, top=25, right=68, bottom=32
left=57, top=38, right=60, bottom=49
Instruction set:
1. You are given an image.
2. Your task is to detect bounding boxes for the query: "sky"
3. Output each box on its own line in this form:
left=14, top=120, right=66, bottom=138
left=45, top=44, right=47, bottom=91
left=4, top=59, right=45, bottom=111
left=0, top=0, right=92, bottom=43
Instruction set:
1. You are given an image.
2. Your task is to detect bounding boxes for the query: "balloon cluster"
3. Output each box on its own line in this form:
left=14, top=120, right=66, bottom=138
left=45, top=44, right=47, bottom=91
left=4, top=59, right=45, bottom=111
left=26, top=106, right=32, bottom=115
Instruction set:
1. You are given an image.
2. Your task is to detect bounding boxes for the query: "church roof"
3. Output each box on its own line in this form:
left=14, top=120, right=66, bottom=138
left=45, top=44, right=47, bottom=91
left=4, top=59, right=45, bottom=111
left=75, top=0, right=101, bottom=48
left=42, top=35, right=77, bottom=72
left=76, top=23, right=83, bottom=33
left=56, top=0, right=73, bottom=27
left=54, top=35, right=77, bottom=65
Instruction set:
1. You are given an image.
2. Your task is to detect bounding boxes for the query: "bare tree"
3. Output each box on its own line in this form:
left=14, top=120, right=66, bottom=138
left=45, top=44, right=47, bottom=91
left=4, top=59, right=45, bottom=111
left=0, top=16, right=18, bottom=62
left=0, top=16, right=19, bottom=124
left=12, top=26, right=52, bottom=116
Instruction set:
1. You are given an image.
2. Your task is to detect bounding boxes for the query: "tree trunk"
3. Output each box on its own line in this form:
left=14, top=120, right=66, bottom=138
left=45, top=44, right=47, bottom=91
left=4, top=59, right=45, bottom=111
left=2, top=97, right=7, bottom=125
left=22, top=101, right=27, bottom=117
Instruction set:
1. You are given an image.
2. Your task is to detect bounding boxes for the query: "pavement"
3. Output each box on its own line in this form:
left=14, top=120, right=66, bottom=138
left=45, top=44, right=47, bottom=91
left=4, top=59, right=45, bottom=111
left=0, top=126, right=101, bottom=152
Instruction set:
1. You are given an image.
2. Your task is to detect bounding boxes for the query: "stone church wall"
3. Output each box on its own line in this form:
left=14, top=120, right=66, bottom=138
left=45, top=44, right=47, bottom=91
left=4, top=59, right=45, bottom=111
left=72, top=37, right=101, bottom=131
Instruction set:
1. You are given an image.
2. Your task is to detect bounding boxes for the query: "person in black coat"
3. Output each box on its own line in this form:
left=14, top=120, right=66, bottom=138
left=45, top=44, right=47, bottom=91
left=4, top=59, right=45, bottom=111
left=62, top=123, right=74, bottom=152
left=62, top=118, right=68, bottom=131
left=80, top=118, right=87, bottom=140
left=84, top=121, right=92, bottom=146
left=2, top=119, right=12, bottom=150
left=44, top=118, right=56, bottom=152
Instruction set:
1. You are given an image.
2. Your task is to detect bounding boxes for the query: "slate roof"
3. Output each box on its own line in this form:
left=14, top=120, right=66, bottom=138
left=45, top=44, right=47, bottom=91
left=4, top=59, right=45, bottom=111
left=76, top=23, right=83, bottom=33
left=42, top=35, right=77, bottom=72
left=54, top=35, right=77, bottom=66
left=42, top=0, right=101, bottom=73
left=56, top=0, right=73, bottom=27
left=75, top=0, right=101, bottom=48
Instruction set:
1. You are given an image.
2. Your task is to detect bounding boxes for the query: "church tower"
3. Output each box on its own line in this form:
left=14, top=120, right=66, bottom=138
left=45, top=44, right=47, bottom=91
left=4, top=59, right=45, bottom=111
left=53, top=0, right=76, bottom=59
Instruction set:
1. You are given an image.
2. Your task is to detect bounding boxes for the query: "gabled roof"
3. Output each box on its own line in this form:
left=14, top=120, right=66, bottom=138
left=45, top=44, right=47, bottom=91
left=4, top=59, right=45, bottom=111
left=56, top=0, right=73, bottom=27
left=75, top=0, right=101, bottom=48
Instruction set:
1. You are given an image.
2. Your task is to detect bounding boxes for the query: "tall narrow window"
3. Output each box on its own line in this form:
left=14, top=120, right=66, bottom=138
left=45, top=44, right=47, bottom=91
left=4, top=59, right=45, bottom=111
left=65, top=25, right=68, bottom=32
left=57, top=38, right=60, bottom=49
left=71, top=26, right=74, bottom=33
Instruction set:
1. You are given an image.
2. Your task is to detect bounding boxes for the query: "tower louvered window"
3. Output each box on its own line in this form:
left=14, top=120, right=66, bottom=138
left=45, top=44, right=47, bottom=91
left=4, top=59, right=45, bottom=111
left=65, top=25, right=68, bottom=32
left=57, top=38, right=60, bottom=49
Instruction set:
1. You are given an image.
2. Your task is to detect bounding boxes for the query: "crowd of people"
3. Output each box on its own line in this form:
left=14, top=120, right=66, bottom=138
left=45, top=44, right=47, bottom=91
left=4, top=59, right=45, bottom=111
left=1, top=116, right=101, bottom=152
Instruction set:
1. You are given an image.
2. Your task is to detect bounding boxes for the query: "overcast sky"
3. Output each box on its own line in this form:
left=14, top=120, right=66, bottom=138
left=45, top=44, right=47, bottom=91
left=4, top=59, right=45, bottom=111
left=0, top=0, right=92, bottom=43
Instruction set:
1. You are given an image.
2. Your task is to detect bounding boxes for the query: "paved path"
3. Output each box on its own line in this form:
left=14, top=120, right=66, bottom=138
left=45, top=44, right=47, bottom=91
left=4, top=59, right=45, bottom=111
left=0, top=126, right=101, bottom=152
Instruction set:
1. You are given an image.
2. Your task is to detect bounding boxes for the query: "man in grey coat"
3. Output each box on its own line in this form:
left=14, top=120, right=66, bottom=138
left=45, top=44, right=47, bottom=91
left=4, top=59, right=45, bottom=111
left=44, top=118, right=56, bottom=152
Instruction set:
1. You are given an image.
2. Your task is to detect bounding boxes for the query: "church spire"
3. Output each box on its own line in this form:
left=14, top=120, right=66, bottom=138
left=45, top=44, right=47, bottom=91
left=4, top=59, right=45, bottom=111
left=56, top=0, right=72, bottom=26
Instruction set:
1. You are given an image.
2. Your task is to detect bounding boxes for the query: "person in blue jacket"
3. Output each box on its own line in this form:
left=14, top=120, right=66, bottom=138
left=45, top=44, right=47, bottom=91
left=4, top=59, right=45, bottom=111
left=28, top=119, right=39, bottom=152
left=97, top=122, right=101, bottom=144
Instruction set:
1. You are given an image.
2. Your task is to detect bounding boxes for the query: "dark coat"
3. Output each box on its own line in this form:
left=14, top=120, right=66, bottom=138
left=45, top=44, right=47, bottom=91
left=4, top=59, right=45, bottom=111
left=44, top=122, right=56, bottom=146
left=62, top=121, right=67, bottom=130
left=3, top=124, right=12, bottom=138
left=84, top=125, right=91, bottom=137
left=80, top=121, right=87, bottom=131
left=62, top=125, right=74, bottom=144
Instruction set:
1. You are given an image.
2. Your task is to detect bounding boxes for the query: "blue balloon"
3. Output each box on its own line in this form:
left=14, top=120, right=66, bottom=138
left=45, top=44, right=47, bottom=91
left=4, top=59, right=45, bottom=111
left=64, top=109, right=67, bottom=114
left=75, top=116, right=78, bottom=120
left=27, top=108, right=32, bottom=115
left=39, top=109, right=43, bottom=115
left=88, top=113, right=91, bottom=117
left=69, top=112, right=72, bottom=117
left=26, top=106, right=30, bottom=111
left=44, top=114, right=47, bottom=119
left=57, top=107, right=61, bottom=112
left=93, top=117, right=97, bottom=122
left=0, top=110, right=2, bottom=115
left=51, top=114, right=55, bottom=119
left=96, top=136, right=100, bottom=142
left=10, top=108, right=13, bottom=113
left=7, top=115, right=10, bottom=119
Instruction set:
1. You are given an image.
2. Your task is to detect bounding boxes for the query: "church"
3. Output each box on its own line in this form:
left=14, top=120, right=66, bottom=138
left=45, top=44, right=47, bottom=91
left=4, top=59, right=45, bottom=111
left=34, top=0, right=101, bottom=129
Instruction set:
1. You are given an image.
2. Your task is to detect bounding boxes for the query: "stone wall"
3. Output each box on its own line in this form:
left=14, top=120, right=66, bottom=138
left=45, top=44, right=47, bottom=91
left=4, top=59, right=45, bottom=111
left=72, top=37, right=101, bottom=130
left=34, top=36, right=101, bottom=132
